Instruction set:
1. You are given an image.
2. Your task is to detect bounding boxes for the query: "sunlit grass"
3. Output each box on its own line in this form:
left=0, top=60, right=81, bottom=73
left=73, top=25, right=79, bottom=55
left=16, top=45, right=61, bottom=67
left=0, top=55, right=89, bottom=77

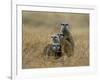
left=22, top=25, right=89, bottom=68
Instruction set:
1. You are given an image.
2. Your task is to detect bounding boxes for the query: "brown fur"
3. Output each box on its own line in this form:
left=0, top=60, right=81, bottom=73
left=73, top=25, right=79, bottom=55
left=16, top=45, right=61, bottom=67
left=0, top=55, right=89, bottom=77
left=60, top=34, right=74, bottom=57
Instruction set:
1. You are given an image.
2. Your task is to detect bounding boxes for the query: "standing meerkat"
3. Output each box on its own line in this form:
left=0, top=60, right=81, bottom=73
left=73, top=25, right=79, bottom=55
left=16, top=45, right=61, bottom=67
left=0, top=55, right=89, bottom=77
left=60, top=23, right=74, bottom=57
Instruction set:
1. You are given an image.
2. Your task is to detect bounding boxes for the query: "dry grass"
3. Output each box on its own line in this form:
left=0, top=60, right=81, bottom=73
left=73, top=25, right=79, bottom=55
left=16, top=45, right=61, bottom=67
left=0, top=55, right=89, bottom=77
left=22, top=25, right=89, bottom=69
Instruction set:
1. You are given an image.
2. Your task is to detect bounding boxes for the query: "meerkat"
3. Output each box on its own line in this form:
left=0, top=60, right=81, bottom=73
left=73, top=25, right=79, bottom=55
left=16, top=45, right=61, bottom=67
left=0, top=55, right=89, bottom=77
left=43, top=34, right=62, bottom=59
left=60, top=23, right=75, bottom=57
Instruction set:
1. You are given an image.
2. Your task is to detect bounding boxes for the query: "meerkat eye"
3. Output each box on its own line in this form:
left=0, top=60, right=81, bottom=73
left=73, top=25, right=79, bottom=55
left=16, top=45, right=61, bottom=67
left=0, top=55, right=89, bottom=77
left=54, top=36, right=57, bottom=38
left=66, top=24, right=68, bottom=26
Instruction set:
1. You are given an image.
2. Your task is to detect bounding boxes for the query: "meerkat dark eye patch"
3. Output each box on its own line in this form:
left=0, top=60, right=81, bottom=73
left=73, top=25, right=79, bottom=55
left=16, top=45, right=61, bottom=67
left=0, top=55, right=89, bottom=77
left=66, top=24, right=69, bottom=26
left=61, top=24, right=64, bottom=26
left=54, top=36, right=57, bottom=38
left=61, top=23, right=69, bottom=26
left=51, top=36, right=57, bottom=38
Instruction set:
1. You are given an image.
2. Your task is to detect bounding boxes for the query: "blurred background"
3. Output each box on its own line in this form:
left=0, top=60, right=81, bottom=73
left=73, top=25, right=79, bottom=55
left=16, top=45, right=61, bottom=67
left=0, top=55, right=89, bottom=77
left=22, top=11, right=89, bottom=29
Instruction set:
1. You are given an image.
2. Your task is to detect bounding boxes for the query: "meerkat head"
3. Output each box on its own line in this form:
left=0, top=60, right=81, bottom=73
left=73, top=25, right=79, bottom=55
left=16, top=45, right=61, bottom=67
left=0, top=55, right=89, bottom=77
left=51, top=33, right=64, bottom=44
left=51, top=34, right=60, bottom=44
left=56, top=33, right=64, bottom=41
left=60, top=22, right=71, bottom=36
left=61, top=23, right=70, bottom=30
